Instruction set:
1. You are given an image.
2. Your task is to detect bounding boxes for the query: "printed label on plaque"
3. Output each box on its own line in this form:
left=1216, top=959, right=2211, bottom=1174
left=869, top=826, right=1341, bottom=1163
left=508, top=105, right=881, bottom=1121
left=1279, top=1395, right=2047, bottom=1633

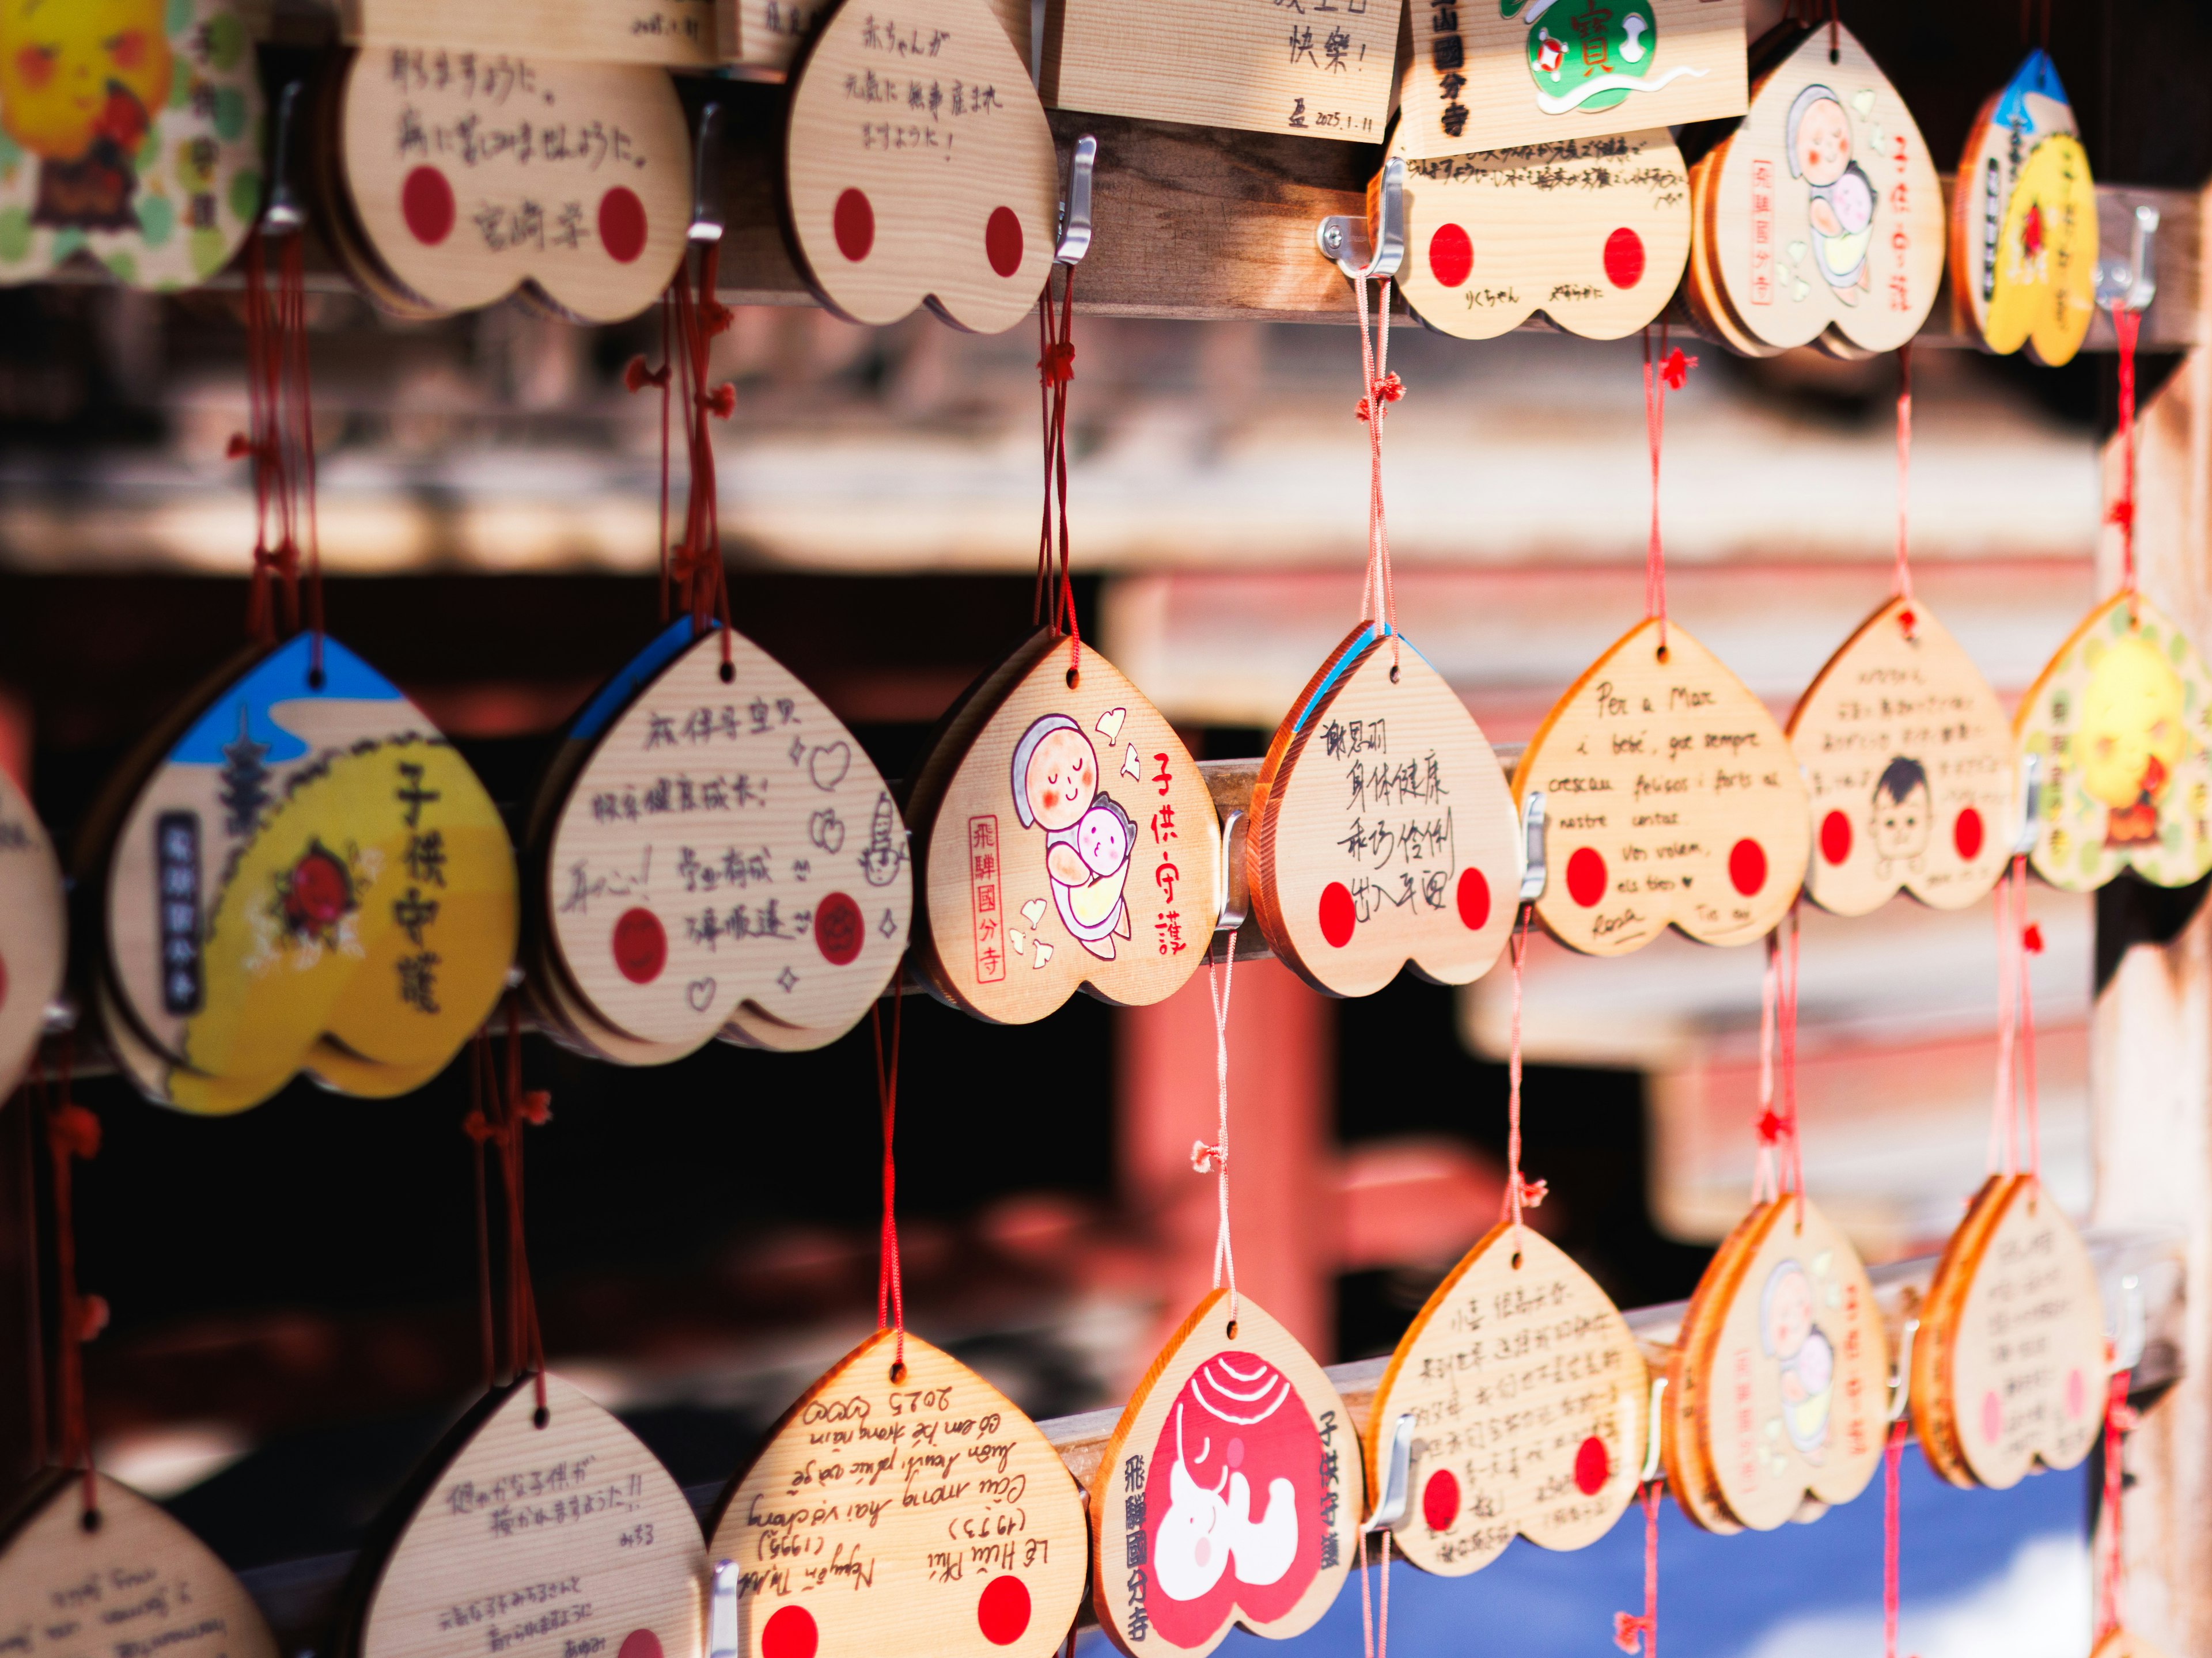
left=1789, top=596, right=2017, bottom=916
left=784, top=0, right=1056, bottom=333
left=337, top=48, right=690, bottom=322
left=547, top=621, right=910, bottom=1051
left=1512, top=617, right=1809, bottom=956
left=0, top=765, right=63, bottom=1101
left=1366, top=1224, right=1646, bottom=1576
left=1249, top=623, right=1521, bottom=997
left=1090, top=1291, right=1359, bottom=1657
left=1394, top=129, right=1690, bottom=343
left=2017, top=594, right=2212, bottom=893
left=706, top=1330, right=1088, bottom=1658
left=357, top=1374, right=705, bottom=1658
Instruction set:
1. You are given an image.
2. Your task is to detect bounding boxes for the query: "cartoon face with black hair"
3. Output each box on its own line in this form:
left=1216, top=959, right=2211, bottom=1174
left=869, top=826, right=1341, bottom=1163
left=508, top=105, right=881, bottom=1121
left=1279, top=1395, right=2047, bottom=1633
left=1869, top=754, right=1930, bottom=870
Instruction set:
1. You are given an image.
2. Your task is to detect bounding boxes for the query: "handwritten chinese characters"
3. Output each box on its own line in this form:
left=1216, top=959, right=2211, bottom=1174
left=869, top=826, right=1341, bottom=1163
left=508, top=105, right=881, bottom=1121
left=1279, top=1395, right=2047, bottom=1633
left=1512, top=618, right=1808, bottom=957
left=335, top=47, right=690, bottom=321
left=357, top=1375, right=703, bottom=1658
left=785, top=0, right=1056, bottom=332
left=0, top=764, right=63, bottom=1099
left=1366, top=1226, right=1645, bottom=1576
left=1789, top=596, right=2017, bottom=916
left=1040, top=0, right=1402, bottom=143
left=1249, top=624, right=1519, bottom=997
left=706, top=1330, right=1087, bottom=1658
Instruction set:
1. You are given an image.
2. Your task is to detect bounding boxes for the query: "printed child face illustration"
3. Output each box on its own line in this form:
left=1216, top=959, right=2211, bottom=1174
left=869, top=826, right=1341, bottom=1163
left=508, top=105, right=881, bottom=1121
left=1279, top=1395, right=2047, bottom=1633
left=1764, top=1264, right=1813, bottom=1359
left=1076, top=798, right=1131, bottom=877
left=2081, top=635, right=2187, bottom=812
left=1020, top=722, right=1098, bottom=832
left=1870, top=757, right=1931, bottom=864
left=0, top=0, right=172, bottom=161
left=1792, top=93, right=1853, bottom=186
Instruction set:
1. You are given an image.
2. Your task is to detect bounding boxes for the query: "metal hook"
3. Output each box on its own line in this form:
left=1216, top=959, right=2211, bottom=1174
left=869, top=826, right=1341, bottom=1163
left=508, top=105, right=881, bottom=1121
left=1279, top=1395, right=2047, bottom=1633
left=1214, top=807, right=1249, bottom=934
left=1887, top=1316, right=1919, bottom=1424
left=1638, top=1375, right=1667, bottom=1484
left=706, top=1560, right=737, bottom=1658
left=1518, top=790, right=1548, bottom=904
left=260, top=81, right=306, bottom=236
left=1055, top=134, right=1097, bottom=265
left=1317, top=155, right=1404, bottom=283
left=690, top=102, right=725, bottom=244
left=2094, top=203, right=2158, bottom=316
left=1366, top=1413, right=1413, bottom=1533
left=2112, top=1273, right=2145, bottom=1372
left=2012, top=752, right=2041, bottom=856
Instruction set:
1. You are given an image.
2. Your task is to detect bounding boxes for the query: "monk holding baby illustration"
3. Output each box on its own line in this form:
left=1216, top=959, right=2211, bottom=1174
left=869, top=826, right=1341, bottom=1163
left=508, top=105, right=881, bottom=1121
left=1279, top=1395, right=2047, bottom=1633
left=1011, top=714, right=1134, bottom=960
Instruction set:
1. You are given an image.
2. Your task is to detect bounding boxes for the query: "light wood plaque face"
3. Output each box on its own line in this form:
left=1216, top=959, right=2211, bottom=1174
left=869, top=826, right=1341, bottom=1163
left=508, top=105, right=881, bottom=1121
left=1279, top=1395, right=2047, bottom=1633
left=344, top=0, right=722, bottom=68
left=1397, top=0, right=1744, bottom=161
left=1040, top=0, right=1400, bottom=143
left=1660, top=1204, right=1755, bottom=1535
left=1951, top=51, right=2094, bottom=364
left=357, top=1375, right=704, bottom=1658
left=1394, top=130, right=1689, bottom=342
left=1512, top=617, right=1809, bottom=956
left=546, top=622, right=910, bottom=1052
left=0, top=767, right=63, bottom=1100
left=909, top=634, right=1219, bottom=1023
left=707, top=1330, right=1087, bottom=1658
left=1701, top=24, right=1944, bottom=354
left=337, top=48, right=691, bottom=322
left=1090, top=1291, right=1359, bottom=1658
left=0, top=1473, right=277, bottom=1658
left=1365, top=1224, right=1646, bottom=1576
left=1915, top=1175, right=2107, bottom=1491
left=1789, top=596, right=2017, bottom=916
left=0, top=0, right=262, bottom=291
left=104, top=633, right=516, bottom=1095
left=2017, top=595, right=2212, bottom=892
left=1249, top=624, right=1520, bottom=997
left=1678, top=1196, right=1888, bottom=1531
left=785, top=0, right=1056, bottom=333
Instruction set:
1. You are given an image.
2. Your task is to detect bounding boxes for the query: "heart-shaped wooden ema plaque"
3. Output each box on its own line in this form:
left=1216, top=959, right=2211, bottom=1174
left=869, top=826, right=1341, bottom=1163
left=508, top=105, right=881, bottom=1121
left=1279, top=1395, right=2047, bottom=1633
left=1394, top=130, right=1691, bottom=343
left=1364, top=1224, right=1646, bottom=1576
left=1789, top=596, right=2017, bottom=916
left=335, top=49, right=691, bottom=323
left=1696, top=21, right=1944, bottom=355
left=1666, top=1195, right=1888, bottom=1532
left=544, top=621, right=911, bottom=1054
left=104, top=632, right=516, bottom=1092
left=785, top=0, right=1056, bottom=333
left=1912, top=1175, right=2107, bottom=1491
left=2017, top=595, right=2212, bottom=892
left=1091, top=1291, right=1359, bottom=1657
left=350, top=1374, right=703, bottom=1658
left=1249, top=623, right=1520, bottom=997
left=0, top=0, right=262, bottom=292
left=907, top=632, right=1219, bottom=1022
left=0, top=768, right=64, bottom=1099
left=0, top=1472, right=278, bottom=1658
left=1512, top=618, right=1809, bottom=956
left=707, top=1329, right=1086, bottom=1658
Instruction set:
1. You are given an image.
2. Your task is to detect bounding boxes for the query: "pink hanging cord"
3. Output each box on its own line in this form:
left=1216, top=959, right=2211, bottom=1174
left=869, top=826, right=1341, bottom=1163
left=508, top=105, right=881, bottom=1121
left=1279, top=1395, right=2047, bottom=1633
left=1193, top=934, right=1240, bottom=1321
left=1353, top=272, right=1404, bottom=663
left=1499, top=909, right=1548, bottom=1250
left=1357, top=1527, right=1392, bottom=1658
left=1612, top=1481, right=1661, bottom=1656
left=2111, top=305, right=2141, bottom=614
left=1753, top=910, right=1803, bottom=1219
left=1641, top=327, right=1696, bottom=654
left=1989, top=858, right=2044, bottom=1180
left=1882, top=1419, right=1910, bottom=1658
left=1894, top=344, right=1916, bottom=623
left=1036, top=265, right=1082, bottom=680
left=2097, top=1367, right=2138, bottom=1641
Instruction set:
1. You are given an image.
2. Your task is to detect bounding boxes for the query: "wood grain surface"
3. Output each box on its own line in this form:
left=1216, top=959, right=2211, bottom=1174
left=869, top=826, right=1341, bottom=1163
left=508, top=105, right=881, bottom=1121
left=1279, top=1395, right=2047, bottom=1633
left=343, top=0, right=722, bottom=66
left=0, top=768, right=63, bottom=1101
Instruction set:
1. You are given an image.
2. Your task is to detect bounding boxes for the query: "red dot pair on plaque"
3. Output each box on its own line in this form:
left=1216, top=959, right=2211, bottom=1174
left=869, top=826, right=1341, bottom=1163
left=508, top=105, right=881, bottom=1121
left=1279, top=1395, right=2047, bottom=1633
left=1425, top=224, right=1645, bottom=290
left=1315, top=870, right=1488, bottom=948
left=1565, top=840, right=1766, bottom=906
left=832, top=188, right=1025, bottom=277
left=399, top=167, right=649, bottom=263
left=759, top=1577, right=1029, bottom=1658
left=1817, top=806, right=1984, bottom=864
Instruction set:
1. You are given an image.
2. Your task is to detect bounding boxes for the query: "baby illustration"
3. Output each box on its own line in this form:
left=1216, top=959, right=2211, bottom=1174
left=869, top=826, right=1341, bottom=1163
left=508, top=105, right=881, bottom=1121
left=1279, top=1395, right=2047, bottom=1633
left=1786, top=84, right=1874, bottom=304
left=1011, top=713, right=1134, bottom=960
left=2081, top=635, right=2187, bottom=849
left=1869, top=755, right=1931, bottom=872
left=1152, top=1401, right=1300, bottom=1602
left=0, top=0, right=173, bottom=230
left=1762, top=1259, right=1834, bottom=1464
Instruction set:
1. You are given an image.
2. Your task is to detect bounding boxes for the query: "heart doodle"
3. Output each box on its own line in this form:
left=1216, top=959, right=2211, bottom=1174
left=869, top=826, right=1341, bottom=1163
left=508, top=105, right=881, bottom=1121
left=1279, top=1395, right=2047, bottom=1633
left=809, top=741, right=854, bottom=792
left=686, top=977, right=717, bottom=1012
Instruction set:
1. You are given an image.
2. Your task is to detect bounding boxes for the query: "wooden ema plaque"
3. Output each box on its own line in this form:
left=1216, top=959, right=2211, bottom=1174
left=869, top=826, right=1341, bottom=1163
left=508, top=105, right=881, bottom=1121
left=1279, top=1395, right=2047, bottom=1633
left=0, top=1473, right=278, bottom=1658
left=2017, top=595, right=2212, bottom=893
left=1689, top=22, right=1944, bottom=356
left=1397, top=0, right=1744, bottom=162
left=0, top=0, right=261, bottom=291
left=1510, top=617, right=1808, bottom=957
left=785, top=0, right=1057, bottom=334
left=1248, top=623, right=1520, bottom=997
left=102, top=633, right=516, bottom=1109
left=1090, top=1291, right=1359, bottom=1657
left=0, top=767, right=63, bottom=1100
left=906, top=631, right=1219, bottom=1023
left=349, top=1375, right=704, bottom=1658
left=1788, top=595, right=2017, bottom=916
left=1663, top=1195, right=1887, bottom=1532
left=706, top=1330, right=1087, bottom=1658
left=1393, top=130, right=1690, bottom=342
left=332, top=48, right=691, bottom=323
left=543, top=621, right=910, bottom=1054
left=1911, top=1175, right=2107, bottom=1491
left=1951, top=51, right=2096, bottom=365
left=344, top=0, right=721, bottom=69
left=1364, top=1224, right=1646, bottom=1576
left=1040, top=0, right=1400, bottom=144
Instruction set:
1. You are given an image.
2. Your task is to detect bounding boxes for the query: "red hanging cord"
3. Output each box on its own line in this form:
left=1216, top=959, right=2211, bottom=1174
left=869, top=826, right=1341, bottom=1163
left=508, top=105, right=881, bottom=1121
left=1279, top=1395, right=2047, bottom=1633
left=1035, top=265, right=1081, bottom=676
left=1612, top=1481, right=1661, bottom=1657
left=279, top=233, right=324, bottom=677
left=1893, top=344, right=1915, bottom=620
left=1881, top=1418, right=1909, bottom=1658
left=33, top=1045, right=104, bottom=1519
left=235, top=234, right=295, bottom=644
left=1990, top=857, right=2044, bottom=1179
left=665, top=246, right=737, bottom=663
left=872, top=982, right=906, bottom=1371
left=1641, top=327, right=1695, bottom=654
left=2111, top=305, right=2141, bottom=616
left=2096, top=1368, right=2137, bottom=1641
left=624, top=295, right=676, bottom=628
left=1754, top=909, right=1804, bottom=1218
left=1351, top=270, right=1404, bottom=663
left=1499, top=908, right=1547, bottom=1249
left=463, top=1003, right=551, bottom=1412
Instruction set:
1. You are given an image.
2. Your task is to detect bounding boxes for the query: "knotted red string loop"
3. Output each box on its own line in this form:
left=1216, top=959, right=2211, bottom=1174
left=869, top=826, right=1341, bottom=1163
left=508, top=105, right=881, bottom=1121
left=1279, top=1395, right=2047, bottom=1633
left=701, top=382, right=737, bottom=420
left=47, top=1104, right=100, bottom=1160
left=467, top=1004, right=550, bottom=1412
left=1658, top=348, right=1696, bottom=391
left=1641, top=327, right=1692, bottom=650
left=1035, top=264, right=1081, bottom=665
left=623, top=355, right=671, bottom=394
left=1612, top=1482, right=1662, bottom=1656
left=1038, top=339, right=1075, bottom=386
left=1190, top=1139, right=1225, bottom=1175
left=1354, top=371, right=1404, bottom=424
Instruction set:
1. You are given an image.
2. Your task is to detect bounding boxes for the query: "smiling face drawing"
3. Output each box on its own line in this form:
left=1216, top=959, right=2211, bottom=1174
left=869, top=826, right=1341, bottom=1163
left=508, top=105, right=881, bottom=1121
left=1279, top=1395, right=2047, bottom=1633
left=1760, top=1259, right=1834, bottom=1463
left=1870, top=756, right=1931, bottom=867
left=0, top=0, right=171, bottom=229
left=1016, top=718, right=1099, bottom=833
left=2081, top=635, right=2187, bottom=847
